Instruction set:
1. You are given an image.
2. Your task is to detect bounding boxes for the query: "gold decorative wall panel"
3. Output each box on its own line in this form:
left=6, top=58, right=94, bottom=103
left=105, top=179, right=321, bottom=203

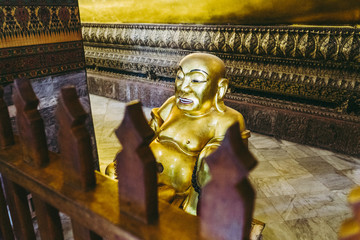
left=78, top=0, right=360, bottom=25
left=0, top=4, right=82, bottom=48
left=0, top=1, right=85, bottom=84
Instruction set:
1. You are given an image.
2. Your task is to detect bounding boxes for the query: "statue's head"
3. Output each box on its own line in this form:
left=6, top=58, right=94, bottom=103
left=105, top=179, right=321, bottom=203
left=175, top=53, right=228, bottom=116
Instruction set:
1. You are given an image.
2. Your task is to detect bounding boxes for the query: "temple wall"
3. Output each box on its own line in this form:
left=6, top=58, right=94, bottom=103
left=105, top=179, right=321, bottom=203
left=82, top=23, right=360, bottom=156
left=77, top=0, right=360, bottom=25
left=0, top=1, right=99, bottom=169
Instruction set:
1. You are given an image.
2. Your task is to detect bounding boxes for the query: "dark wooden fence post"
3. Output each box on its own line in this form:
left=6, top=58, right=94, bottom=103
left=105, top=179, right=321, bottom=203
left=199, top=122, right=257, bottom=240
left=32, top=194, right=64, bottom=240
left=11, top=78, right=64, bottom=239
left=0, top=177, right=14, bottom=240
left=56, top=86, right=100, bottom=240
left=0, top=86, right=15, bottom=239
left=12, top=78, right=48, bottom=167
left=56, top=86, right=96, bottom=191
left=0, top=86, right=14, bottom=148
left=115, top=100, right=158, bottom=224
left=2, top=177, right=36, bottom=240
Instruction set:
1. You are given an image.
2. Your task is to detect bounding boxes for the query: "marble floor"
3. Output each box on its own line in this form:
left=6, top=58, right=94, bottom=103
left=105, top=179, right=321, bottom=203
left=90, top=94, right=360, bottom=240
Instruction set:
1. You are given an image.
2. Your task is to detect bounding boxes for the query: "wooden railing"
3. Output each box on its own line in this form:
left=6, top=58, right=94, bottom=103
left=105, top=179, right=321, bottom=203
left=0, top=78, right=257, bottom=240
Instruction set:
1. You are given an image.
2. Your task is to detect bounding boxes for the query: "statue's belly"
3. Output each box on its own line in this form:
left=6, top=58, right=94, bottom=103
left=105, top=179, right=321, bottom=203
left=150, top=139, right=198, bottom=193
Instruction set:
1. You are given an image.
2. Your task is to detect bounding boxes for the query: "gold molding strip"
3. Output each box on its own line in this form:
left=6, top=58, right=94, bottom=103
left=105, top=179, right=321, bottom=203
left=1, top=31, right=83, bottom=49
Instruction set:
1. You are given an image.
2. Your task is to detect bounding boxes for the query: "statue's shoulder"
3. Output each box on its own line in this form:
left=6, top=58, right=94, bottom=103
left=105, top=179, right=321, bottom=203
left=222, top=106, right=245, bottom=124
left=213, top=106, right=247, bottom=133
left=155, top=96, right=176, bottom=121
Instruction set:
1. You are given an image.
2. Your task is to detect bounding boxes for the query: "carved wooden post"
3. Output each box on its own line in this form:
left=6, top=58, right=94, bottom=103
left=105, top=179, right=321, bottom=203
left=0, top=86, right=14, bottom=148
left=0, top=177, right=15, bottom=240
left=2, top=177, right=36, bottom=240
left=71, top=222, right=102, bottom=240
left=32, top=194, right=64, bottom=240
left=339, top=186, right=360, bottom=240
left=12, top=78, right=64, bottom=239
left=115, top=100, right=158, bottom=224
left=56, top=86, right=100, bottom=240
left=55, top=86, right=96, bottom=191
left=12, top=78, right=48, bottom=167
left=199, top=123, right=257, bottom=240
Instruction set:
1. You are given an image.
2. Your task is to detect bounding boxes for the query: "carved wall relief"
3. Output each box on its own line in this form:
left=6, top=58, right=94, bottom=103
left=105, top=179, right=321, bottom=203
left=82, top=23, right=360, bottom=155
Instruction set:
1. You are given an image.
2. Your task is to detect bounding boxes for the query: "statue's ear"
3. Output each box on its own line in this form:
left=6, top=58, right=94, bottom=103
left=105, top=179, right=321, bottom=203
left=217, top=78, right=229, bottom=100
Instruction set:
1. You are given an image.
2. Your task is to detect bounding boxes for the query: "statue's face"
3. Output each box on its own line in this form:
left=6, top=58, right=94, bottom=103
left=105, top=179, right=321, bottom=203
left=175, top=53, right=224, bottom=116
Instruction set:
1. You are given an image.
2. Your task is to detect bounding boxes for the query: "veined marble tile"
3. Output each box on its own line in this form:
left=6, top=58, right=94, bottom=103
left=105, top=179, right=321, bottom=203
left=267, top=194, right=319, bottom=220
left=90, top=98, right=110, bottom=114
left=302, top=191, right=350, bottom=218
left=253, top=197, right=284, bottom=223
left=351, top=155, right=360, bottom=164
left=7, top=105, right=16, bottom=118
left=307, top=146, right=336, bottom=157
left=315, top=173, right=355, bottom=191
left=261, top=221, right=298, bottom=240
left=297, top=157, right=336, bottom=175
left=252, top=176, right=297, bottom=198
left=286, top=175, right=328, bottom=194
left=283, top=145, right=315, bottom=159
left=59, top=212, right=74, bottom=240
left=92, top=114, right=105, bottom=125
left=97, top=141, right=121, bottom=149
left=278, top=139, right=298, bottom=146
left=107, top=98, right=126, bottom=108
left=342, top=168, right=360, bottom=185
left=285, top=217, right=337, bottom=240
left=249, top=162, right=281, bottom=178
left=335, top=153, right=359, bottom=162
left=257, top=149, right=293, bottom=161
left=331, top=189, right=354, bottom=200
left=249, top=148, right=267, bottom=162
left=104, top=111, right=125, bottom=122
left=90, top=101, right=109, bottom=115
left=248, top=177, right=267, bottom=198
left=269, top=159, right=311, bottom=176
left=142, top=107, right=152, bottom=121
left=323, top=211, right=353, bottom=235
left=248, top=134, right=280, bottom=149
left=104, top=120, right=123, bottom=129
left=321, top=155, right=360, bottom=171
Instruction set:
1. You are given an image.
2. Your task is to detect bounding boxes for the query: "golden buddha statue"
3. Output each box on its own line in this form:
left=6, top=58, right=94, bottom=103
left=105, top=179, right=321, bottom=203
left=106, top=53, right=250, bottom=215
left=149, top=53, right=250, bottom=215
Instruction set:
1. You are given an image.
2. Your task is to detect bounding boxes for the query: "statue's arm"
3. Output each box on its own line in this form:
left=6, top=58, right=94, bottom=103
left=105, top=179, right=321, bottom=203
left=183, top=139, right=220, bottom=215
left=196, top=113, right=250, bottom=188
left=237, top=113, right=251, bottom=147
left=149, top=96, right=175, bottom=133
left=182, top=113, right=250, bottom=215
